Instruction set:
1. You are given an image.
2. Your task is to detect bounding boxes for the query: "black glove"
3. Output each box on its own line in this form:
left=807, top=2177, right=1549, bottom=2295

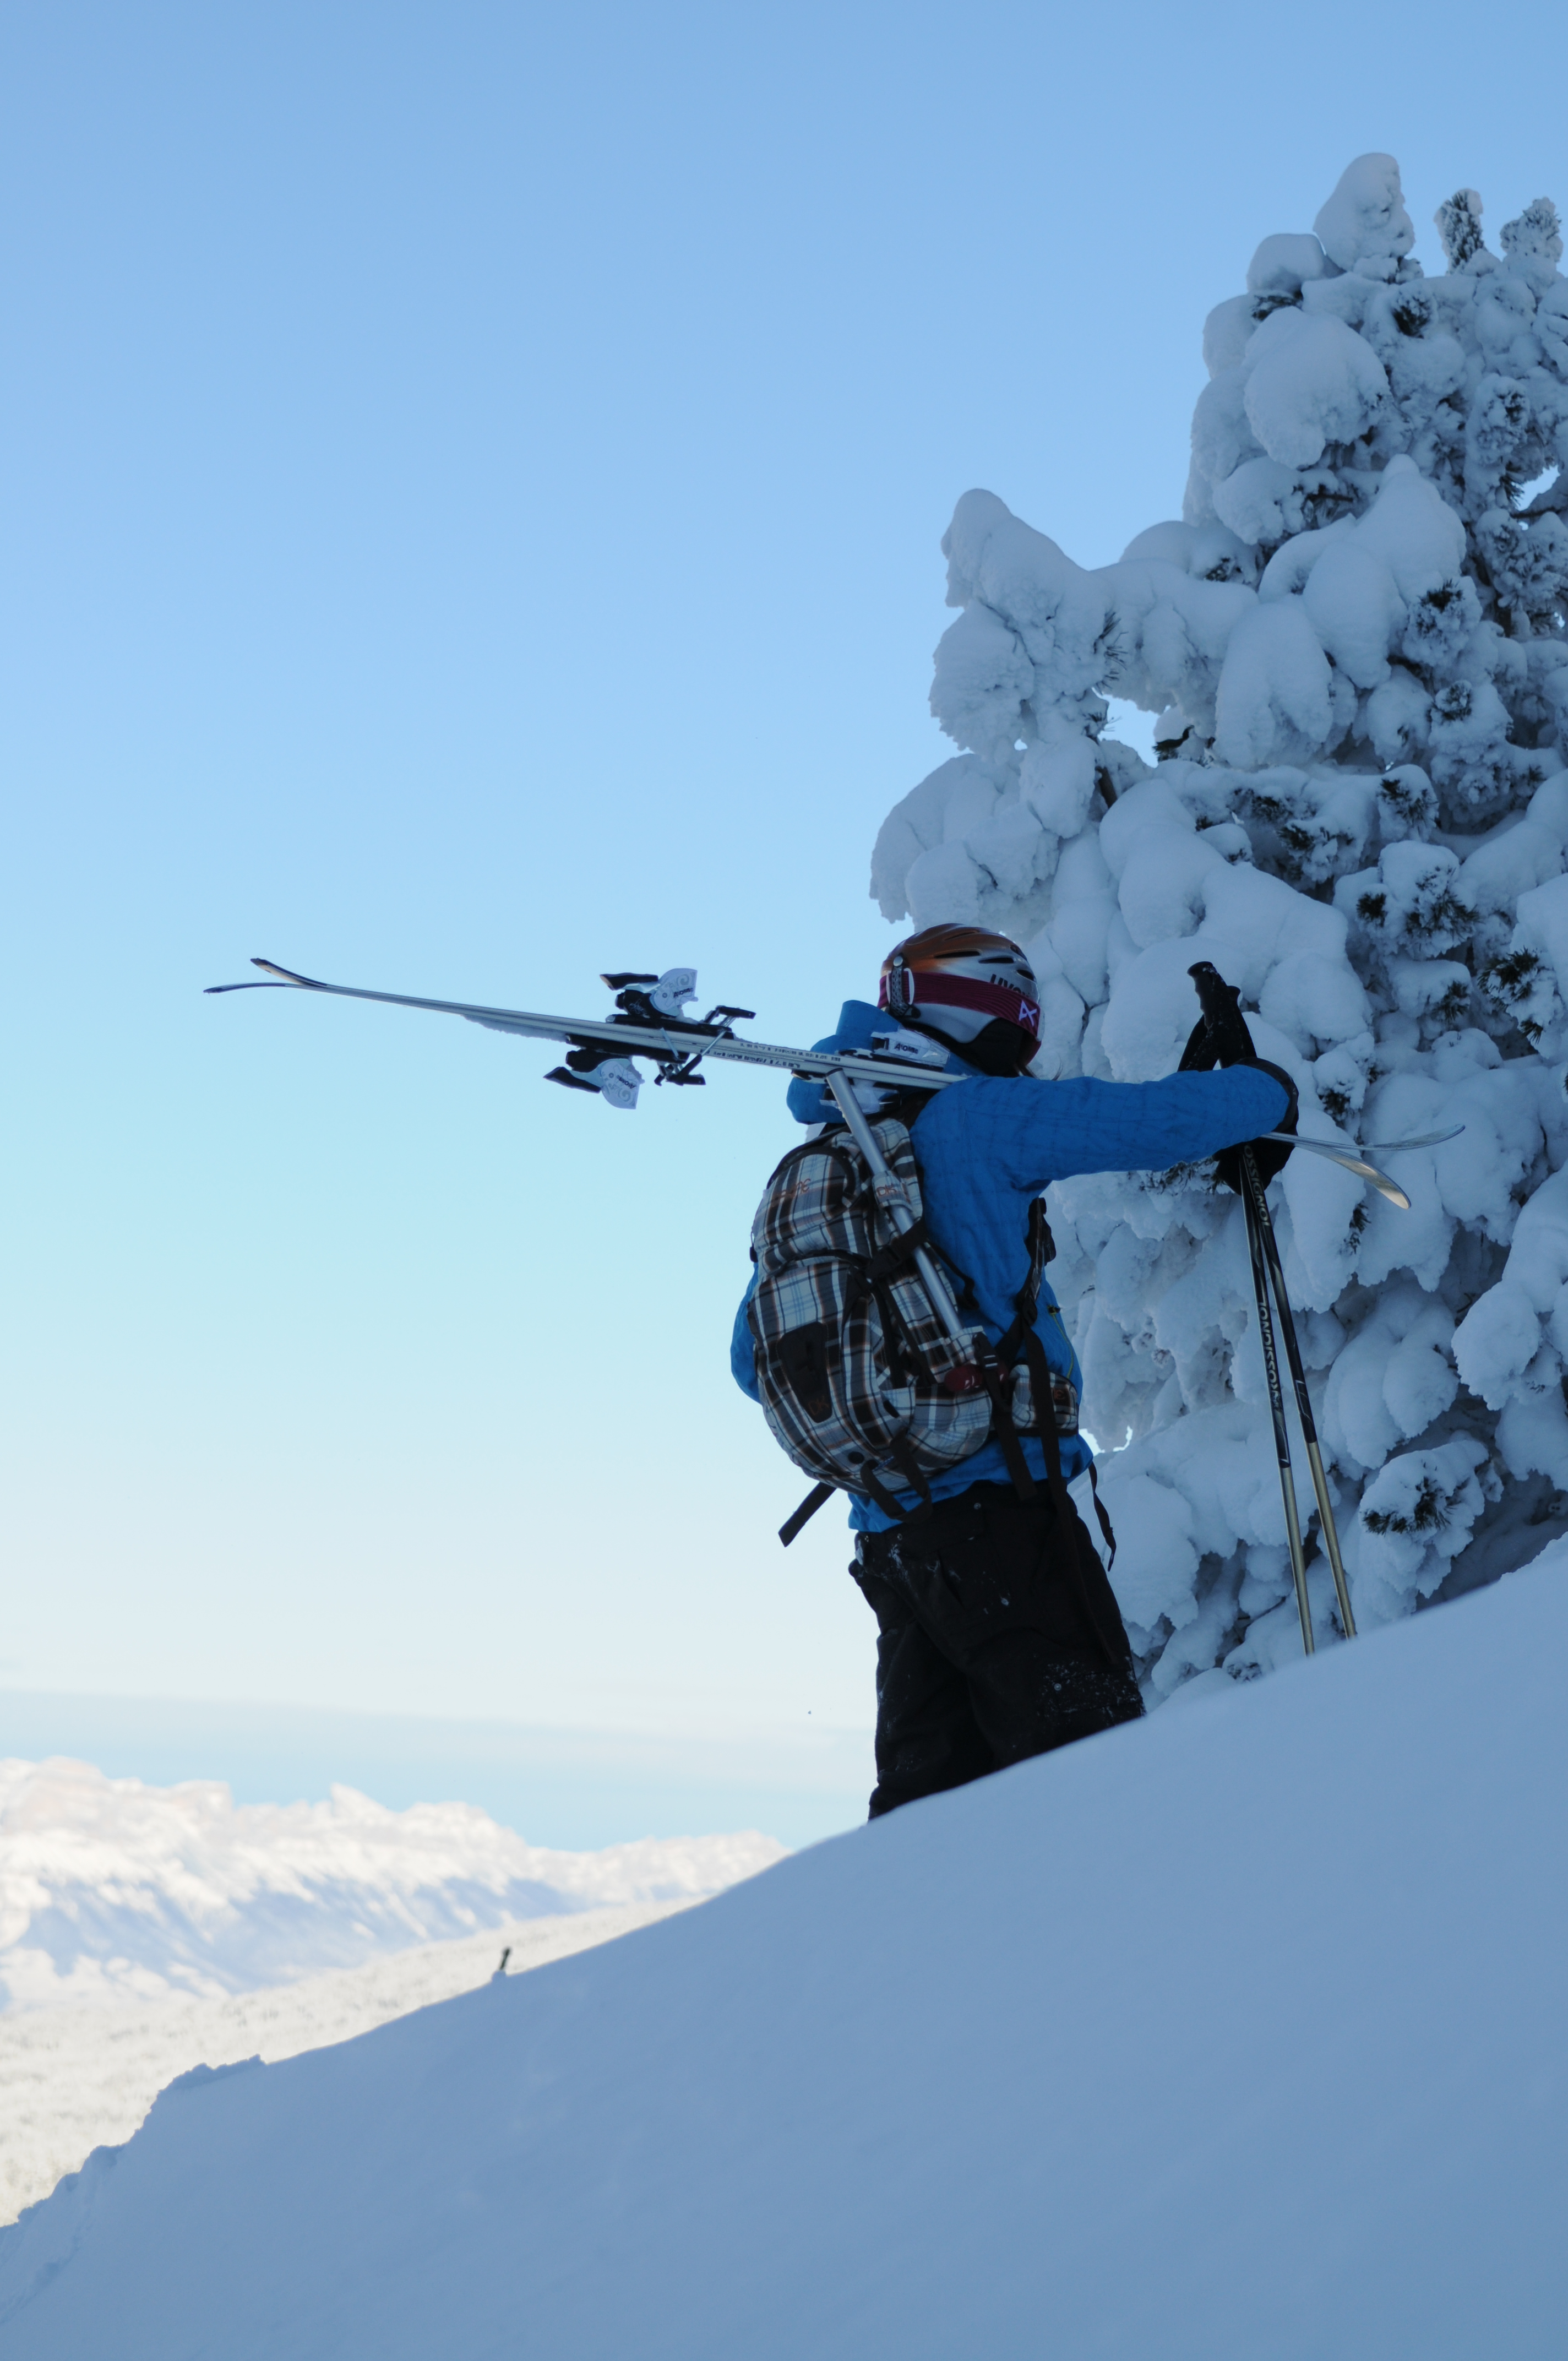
left=1179, top=962, right=1298, bottom=1192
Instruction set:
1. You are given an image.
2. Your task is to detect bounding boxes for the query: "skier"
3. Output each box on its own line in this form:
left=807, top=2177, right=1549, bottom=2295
left=732, top=923, right=1297, bottom=1818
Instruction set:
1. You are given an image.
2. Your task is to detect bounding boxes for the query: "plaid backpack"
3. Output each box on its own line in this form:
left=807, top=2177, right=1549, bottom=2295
left=747, top=1114, right=1079, bottom=1543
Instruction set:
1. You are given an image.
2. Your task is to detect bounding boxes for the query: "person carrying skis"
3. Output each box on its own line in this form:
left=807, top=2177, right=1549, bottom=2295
left=732, top=923, right=1296, bottom=1819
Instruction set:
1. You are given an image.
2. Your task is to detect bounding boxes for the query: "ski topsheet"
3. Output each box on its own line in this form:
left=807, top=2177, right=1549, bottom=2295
left=206, top=958, right=1456, bottom=1207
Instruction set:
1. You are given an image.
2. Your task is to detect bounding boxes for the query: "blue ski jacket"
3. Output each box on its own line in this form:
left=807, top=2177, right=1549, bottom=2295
left=732, top=999, right=1289, bottom=1530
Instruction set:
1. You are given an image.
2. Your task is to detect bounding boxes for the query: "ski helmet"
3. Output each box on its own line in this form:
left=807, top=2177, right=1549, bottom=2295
left=878, top=925, right=1041, bottom=1075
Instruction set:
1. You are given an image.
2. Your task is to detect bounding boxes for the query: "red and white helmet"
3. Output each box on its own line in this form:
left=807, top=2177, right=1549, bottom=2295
left=878, top=925, right=1041, bottom=1071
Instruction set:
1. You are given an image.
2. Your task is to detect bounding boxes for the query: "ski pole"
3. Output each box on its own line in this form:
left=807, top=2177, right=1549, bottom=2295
left=1238, top=1146, right=1315, bottom=1655
left=1239, top=1154, right=1358, bottom=1641
left=1184, top=960, right=1359, bottom=1654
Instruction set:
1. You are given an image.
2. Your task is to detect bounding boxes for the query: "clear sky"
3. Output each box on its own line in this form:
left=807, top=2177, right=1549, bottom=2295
left=4, top=0, right=1565, bottom=1842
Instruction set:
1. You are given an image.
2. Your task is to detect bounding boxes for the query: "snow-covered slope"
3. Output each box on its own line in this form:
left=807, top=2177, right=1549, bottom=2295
left=0, top=1757, right=783, bottom=2009
left=0, top=1900, right=685, bottom=2227
left=3, top=1560, right=1564, bottom=2359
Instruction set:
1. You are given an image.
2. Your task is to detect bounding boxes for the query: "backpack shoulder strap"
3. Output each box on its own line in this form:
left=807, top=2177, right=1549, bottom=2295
left=994, top=1197, right=1054, bottom=1365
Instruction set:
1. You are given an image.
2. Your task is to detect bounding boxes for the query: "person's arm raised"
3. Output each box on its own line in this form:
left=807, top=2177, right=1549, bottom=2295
left=916, top=1065, right=1294, bottom=1194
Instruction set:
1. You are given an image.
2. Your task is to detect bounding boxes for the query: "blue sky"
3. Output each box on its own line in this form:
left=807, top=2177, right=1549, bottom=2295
left=4, top=0, right=1564, bottom=1843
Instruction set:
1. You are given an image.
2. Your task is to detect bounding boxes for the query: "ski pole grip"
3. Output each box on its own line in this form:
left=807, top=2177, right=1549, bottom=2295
left=1187, top=961, right=1257, bottom=1066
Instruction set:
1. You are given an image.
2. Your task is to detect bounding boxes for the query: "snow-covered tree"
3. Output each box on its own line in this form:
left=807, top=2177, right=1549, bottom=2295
left=871, top=155, right=1568, bottom=1696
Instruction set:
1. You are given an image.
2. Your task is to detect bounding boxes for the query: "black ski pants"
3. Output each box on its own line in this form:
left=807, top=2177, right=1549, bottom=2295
left=851, top=1479, right=1144, bottom=1818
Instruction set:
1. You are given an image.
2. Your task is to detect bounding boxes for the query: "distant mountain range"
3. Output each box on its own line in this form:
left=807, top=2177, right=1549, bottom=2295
left=0, top=1758, right=784, bottom=2010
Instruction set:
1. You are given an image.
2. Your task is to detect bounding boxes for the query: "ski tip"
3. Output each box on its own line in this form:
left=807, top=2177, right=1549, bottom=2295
left=206, top=957, right=328, bottom=995
left=252, top=958, right=325, bottom=989
left=1343, top=1153, right=1411, bottom=1211
left=206, top=957, right=325, bottom=995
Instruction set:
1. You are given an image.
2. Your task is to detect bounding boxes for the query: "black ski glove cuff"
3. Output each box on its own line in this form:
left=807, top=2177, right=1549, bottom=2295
left=1215, top=1058, right=1298, bottom=1193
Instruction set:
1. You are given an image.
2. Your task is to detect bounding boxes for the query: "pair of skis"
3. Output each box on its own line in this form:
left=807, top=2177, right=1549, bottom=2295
left=210, top=953, right=1458, bottom=1652
left=209, top=956, right=1439, bottom=1210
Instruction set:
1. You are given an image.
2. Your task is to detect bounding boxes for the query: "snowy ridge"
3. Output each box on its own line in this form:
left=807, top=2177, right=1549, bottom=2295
left=0, top=1757, right=783, bottom=2010
left=1, top=1562, right=1561, bottom=2357
left=1, top=1901, right=686, bottom=2227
